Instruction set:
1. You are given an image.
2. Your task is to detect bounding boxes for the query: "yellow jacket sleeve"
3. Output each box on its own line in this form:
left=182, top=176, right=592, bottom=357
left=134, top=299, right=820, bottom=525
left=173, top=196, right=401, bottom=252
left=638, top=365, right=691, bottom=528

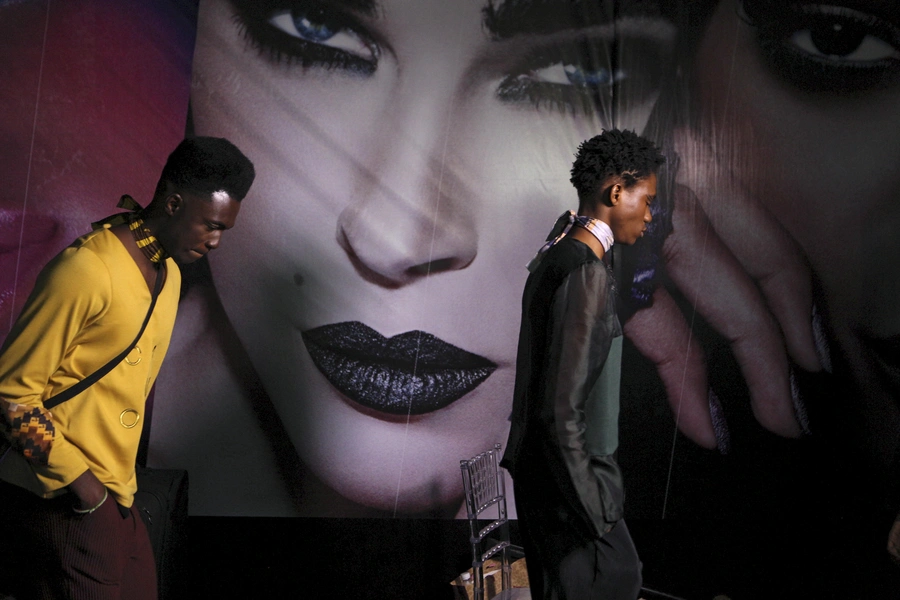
left=0, top=245, right=112, bottom=488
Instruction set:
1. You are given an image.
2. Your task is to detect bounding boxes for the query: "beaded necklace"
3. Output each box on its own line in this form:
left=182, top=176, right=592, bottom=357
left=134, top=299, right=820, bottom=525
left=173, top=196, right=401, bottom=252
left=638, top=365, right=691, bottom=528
left=127, top=214, right=167, bottom=264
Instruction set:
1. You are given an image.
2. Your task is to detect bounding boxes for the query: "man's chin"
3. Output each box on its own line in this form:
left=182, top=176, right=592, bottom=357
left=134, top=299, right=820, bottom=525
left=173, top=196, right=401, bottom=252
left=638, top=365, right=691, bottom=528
left=174, top=249, right=207, bottom=265
left=172, top=253, right=199, bottom=266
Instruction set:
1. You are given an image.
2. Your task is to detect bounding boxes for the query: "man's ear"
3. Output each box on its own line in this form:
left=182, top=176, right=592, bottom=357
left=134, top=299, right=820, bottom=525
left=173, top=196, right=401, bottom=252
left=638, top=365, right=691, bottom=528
left=609, top=183, right=622, bottom=206
left=164, top=193, right=183, bottom=217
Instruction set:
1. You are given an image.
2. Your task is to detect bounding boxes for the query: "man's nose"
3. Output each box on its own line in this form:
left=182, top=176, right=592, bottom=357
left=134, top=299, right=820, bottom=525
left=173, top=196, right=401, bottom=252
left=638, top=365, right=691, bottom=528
left=206, top=230, right=222, bottom=250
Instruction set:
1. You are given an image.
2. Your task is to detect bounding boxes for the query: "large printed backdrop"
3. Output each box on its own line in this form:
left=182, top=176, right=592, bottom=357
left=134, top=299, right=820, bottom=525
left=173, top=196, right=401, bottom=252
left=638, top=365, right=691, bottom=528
left=2, top=0, right=898, bottom=525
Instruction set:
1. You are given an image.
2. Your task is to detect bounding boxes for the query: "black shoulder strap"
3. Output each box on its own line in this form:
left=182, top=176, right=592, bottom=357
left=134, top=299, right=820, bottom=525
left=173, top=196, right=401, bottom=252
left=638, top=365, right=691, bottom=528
left=44, top=267, right=165, bottom=410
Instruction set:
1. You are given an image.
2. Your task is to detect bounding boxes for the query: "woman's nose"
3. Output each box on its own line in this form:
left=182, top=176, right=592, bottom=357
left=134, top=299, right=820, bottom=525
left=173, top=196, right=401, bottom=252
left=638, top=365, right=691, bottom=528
left=337, top=86, right=477, bottom=288
left=337, top=158, right=477, bottom=287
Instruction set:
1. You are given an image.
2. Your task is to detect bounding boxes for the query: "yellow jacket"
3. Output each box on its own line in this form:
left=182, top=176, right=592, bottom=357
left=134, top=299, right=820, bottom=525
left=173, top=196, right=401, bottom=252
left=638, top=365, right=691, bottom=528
left=0, top=226, right=180, bottom=506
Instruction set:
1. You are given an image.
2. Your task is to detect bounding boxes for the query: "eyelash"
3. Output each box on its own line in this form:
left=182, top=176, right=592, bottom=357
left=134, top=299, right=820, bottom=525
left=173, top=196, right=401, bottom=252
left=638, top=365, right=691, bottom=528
left=230, top=0, right=379, bottom=76
left=496, top=39, right=667, bottom=117
left=742, top=2, right=900, bottom=92
left=227, top=0, right=667, bottom=118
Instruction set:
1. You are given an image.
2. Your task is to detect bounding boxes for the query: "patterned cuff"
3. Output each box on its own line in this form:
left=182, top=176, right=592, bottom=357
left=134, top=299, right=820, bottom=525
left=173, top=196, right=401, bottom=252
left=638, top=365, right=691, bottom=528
left=1, top=400, right=55, bottom=466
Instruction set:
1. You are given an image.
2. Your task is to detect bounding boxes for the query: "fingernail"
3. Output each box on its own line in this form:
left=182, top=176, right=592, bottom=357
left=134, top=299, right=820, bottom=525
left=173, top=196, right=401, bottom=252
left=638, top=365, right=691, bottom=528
left=812, top=303, right=832, bottom=374
left=708, top=389, right=731, bottom=455
left=789, top=366, right=812, bottom=436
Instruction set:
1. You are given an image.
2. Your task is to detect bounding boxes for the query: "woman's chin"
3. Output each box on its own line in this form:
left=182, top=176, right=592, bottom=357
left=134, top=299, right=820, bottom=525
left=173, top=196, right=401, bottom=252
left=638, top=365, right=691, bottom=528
left=297, top=441, right=465, bottom=515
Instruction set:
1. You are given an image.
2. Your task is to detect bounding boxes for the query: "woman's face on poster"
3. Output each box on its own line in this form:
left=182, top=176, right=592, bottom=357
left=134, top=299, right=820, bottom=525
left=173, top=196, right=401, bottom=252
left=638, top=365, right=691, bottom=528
left=691, top=0, right=900, bottom=451
left=191, top=0, right=676, bottom=513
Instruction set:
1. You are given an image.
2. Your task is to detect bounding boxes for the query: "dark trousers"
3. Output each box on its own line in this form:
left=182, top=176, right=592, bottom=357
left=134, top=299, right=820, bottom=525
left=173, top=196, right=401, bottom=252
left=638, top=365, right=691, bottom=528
left=0, top=479, right=157, bottom=600
left=515, top=479, right=642, bottom=600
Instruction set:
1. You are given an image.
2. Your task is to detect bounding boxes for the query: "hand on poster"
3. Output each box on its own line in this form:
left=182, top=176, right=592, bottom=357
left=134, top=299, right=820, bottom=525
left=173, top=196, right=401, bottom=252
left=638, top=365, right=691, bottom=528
left=624, top=177, right=815, bottom=449
left=625, top=0, right=900, bottom=459
left=624, top=137, right=822, bottom=447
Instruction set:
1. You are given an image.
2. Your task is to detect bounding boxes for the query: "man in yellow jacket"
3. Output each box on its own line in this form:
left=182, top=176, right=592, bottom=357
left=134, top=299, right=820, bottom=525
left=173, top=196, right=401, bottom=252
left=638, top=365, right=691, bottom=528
left=0, top=137, right=254, bottom=599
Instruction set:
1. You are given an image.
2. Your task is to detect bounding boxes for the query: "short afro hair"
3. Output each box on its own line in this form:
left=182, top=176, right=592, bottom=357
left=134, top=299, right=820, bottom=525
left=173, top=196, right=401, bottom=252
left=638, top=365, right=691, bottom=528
left=154, top=136, right=255, bottom=202
left=570, top=129, right=665, bottom=201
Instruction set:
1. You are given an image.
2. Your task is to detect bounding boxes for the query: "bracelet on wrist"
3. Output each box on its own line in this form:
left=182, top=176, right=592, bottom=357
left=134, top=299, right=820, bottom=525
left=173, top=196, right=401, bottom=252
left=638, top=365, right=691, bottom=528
left=73, top=488, right=108, bottom=515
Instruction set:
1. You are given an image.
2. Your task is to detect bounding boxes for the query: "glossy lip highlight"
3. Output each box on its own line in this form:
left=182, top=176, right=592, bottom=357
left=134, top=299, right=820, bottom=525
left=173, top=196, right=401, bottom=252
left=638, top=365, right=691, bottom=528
left=301, top=321, right=497, bottom=416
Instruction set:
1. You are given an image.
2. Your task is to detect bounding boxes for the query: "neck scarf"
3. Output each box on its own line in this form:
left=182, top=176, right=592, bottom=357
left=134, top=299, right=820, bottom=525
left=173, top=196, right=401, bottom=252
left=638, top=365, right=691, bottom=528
left=527, top=210, right=614, bottom=271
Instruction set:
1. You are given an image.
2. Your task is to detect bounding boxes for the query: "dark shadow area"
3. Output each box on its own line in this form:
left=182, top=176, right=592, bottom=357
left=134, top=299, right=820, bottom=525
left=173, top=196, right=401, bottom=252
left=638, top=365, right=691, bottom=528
left=631, top=517, right=900, bottom=600
left=186, top=517, right=473, bottom=599
left=185, top=515, right=900, bottom=599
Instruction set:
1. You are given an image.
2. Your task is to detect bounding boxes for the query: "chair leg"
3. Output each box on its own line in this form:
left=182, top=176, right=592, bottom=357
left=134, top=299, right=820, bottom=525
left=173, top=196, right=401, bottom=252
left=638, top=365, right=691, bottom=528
left=473, top=565, right=485, bottom=600
left=501, top=546, right=511, bottom=592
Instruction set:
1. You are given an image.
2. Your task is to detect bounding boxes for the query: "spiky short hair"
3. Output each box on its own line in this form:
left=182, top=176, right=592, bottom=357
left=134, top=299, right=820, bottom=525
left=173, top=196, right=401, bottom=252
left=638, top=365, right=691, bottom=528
left=570, top=129, right=665, bottom=201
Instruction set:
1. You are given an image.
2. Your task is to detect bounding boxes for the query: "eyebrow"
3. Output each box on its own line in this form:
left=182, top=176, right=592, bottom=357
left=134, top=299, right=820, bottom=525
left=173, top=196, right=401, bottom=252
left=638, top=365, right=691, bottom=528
left=483, top=0, right=666, bottom=40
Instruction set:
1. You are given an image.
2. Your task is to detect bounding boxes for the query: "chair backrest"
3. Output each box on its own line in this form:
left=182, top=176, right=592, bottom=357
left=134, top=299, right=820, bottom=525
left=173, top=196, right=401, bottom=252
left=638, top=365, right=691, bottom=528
left=461, top=443, right=507, bottom=520
left=460, top=443, right=512, bottom=599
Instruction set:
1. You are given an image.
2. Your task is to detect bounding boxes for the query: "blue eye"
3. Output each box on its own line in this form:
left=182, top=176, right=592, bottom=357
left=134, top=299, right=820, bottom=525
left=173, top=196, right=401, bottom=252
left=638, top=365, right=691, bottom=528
left=497, top=38, right=667, bottom=117
left=289, top=11, right=337, bottom=43
left=562, top=64, right=626, bottom=87
left=232, top=0, right=380, bottom=76
left=524, top=61, right=627, bottom=88
left=495, top=16, right=675, bottom=118
left=268, top=9, right=376, bottom=61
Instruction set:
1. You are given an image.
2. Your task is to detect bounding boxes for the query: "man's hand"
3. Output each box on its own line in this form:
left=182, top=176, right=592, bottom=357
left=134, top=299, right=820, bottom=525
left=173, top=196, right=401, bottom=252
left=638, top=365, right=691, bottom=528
left=68, top=469, right=107, bottom=511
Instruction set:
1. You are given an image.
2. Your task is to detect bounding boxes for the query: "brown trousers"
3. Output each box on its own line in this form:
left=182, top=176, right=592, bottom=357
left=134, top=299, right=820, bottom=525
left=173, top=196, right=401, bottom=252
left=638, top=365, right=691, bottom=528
left=0, top=479, right=157, bottom=600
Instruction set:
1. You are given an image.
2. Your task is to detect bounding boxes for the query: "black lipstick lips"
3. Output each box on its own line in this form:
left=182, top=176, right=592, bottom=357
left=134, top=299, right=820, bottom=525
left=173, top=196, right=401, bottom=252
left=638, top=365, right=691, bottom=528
left=301, top=321, right=497, bottom=415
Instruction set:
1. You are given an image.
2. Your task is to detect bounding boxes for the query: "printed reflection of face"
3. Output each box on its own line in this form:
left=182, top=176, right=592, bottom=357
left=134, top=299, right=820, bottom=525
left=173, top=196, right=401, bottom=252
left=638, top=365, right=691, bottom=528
left=192, top=0, right=676, bottom=513
left=693, top=0, right=900, bottom=460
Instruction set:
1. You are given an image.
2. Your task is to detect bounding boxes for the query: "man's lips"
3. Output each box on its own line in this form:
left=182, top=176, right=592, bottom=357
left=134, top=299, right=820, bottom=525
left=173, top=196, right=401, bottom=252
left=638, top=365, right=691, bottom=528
left=301, top=321, right=497, bottom=416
